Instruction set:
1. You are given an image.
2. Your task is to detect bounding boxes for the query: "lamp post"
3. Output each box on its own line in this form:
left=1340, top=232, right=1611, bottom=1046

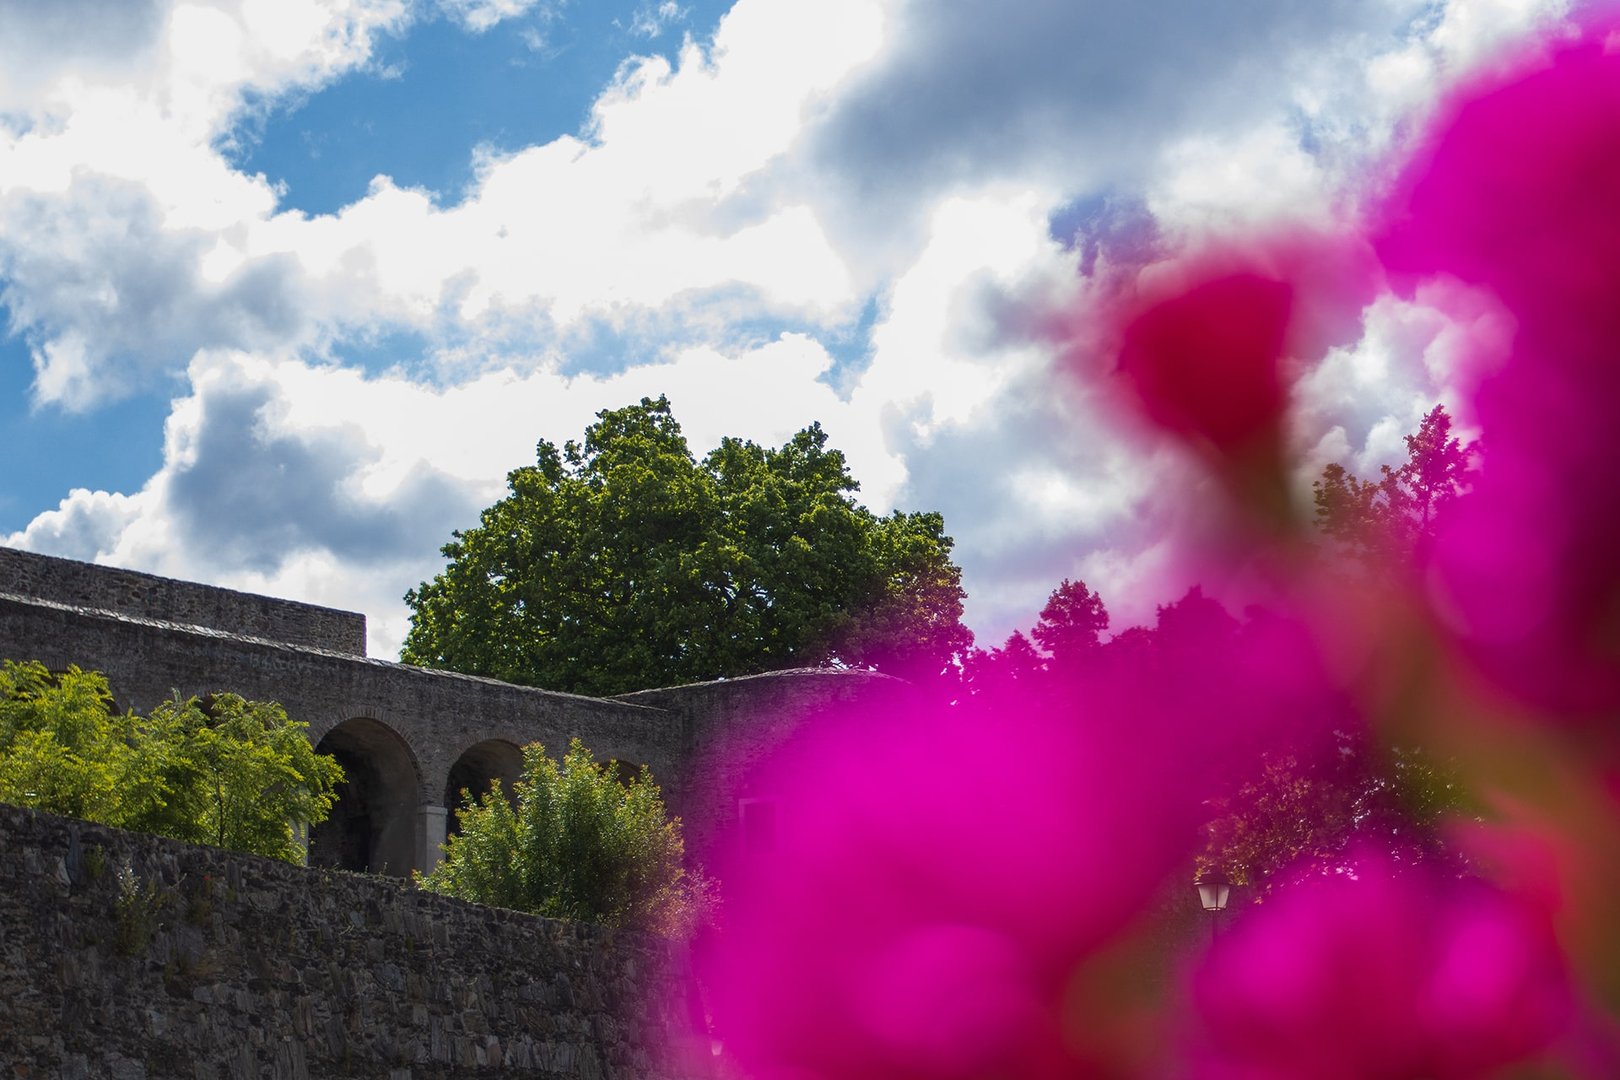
left=1195, top=868, right=1231, bottom=946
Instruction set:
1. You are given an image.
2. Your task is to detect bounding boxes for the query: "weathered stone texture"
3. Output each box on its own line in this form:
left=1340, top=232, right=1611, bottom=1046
left=0, top=593, right=686, bottom=813
left=0, top=544, right=901, bottom=881
left=0, top=547, right=365, bottom=655
left=0, top=805, right=709, bottom=1079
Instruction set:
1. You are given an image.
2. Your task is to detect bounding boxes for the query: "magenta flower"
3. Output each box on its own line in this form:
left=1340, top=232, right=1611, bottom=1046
left=1185, top=854, right=1574, bottom=1080
left=696, top=692, right=1199, bottom=1078
left=1116, top=272, right=1294, bottom=454
left=1375, top=26, right=1620, bottom=716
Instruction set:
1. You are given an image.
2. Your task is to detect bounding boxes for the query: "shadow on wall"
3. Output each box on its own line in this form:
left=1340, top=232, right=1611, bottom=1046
left=444, top=739, right=525, bottom=839
left=309, top=716, right=420, bottom=876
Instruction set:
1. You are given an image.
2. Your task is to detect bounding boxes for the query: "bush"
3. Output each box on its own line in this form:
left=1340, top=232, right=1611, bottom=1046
left=418, top=738, right=712, bottom=937
left=0, top=660, right=342, bottom=863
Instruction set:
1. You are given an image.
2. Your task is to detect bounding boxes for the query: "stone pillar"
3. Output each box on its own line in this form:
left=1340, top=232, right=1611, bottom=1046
left=417, top=804, right=449, bottom=874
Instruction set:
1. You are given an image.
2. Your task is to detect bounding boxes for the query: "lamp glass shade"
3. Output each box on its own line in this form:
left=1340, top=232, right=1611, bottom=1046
left=1196, top=880, right=1231, bottom=912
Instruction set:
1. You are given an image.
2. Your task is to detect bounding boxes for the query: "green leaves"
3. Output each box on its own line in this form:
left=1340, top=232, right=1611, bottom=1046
left=1313, top=404, right=1478, bottom=564
left=0, top=660, right=342, bottom=863
left=419, top=739, right=709, bottom=936
left=403, top=396, right=971, bottom=695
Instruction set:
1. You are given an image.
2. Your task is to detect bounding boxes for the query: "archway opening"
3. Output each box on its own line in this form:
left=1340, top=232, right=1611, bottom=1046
left=607, top=758, right=647, bottom=787
left=309, top=717, right=420, bottom=876
left=444, top=739, right=525, bottom=836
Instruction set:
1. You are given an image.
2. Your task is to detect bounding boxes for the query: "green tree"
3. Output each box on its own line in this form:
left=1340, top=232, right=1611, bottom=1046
left=1201, top=739, right=1470, bottom=892
left=1314, top=404, right=1477, bottom=562
left=0, top=662, right=148, bottom=827
left=142, top=693, right=345, bottom=862
left=418, top=738, right=710, bottom=937
left=1031, top=578, right=1110, bottom=666
left=1195, top=408, right=1481, bottom=891
left=402, top=396, right=971, bottom=695
left=0, top=660, right=342, bottom=863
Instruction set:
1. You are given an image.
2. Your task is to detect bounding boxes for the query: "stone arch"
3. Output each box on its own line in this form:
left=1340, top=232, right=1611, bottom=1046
left=606, top=757, right=646, bottom=786
left=309, top=716, right=421, bottom=877
left=443, top=738, right=526, bottom=834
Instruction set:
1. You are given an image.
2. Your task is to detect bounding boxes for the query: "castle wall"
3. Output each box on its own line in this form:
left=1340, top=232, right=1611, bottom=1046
left=0, top=546, right=366, bottom=655
left=0, top=593, right=685, bottom=817
left=0, top=804, right=711, bottom=1079
left=0, top=546, right=899, bottom=879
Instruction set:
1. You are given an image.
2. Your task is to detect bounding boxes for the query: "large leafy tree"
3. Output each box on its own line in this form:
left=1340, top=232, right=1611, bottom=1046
left=0, top=660, right=342, bottom=863
left=419, top=739, right=709, bottom=937
left=402, top=396, right=971, bottom=695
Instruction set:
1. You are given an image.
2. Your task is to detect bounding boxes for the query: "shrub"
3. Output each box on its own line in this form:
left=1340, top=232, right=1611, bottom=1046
left=418, top=738, right=712, bottom=937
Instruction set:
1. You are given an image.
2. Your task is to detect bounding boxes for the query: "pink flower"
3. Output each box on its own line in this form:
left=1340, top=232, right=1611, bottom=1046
left=697, top=694, right=1199, bottom=1078
left=1374, top=24, right=1620, bottom=717
left=1116, top=272, right=1294, bottom=454
left=1185, top=854, right=1574, bottom=1080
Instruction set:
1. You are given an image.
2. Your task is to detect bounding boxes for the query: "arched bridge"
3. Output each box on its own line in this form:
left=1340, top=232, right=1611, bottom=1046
left=0, top=546, right=898, bottom=876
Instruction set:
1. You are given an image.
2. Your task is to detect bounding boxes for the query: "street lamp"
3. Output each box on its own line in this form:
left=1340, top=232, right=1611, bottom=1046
left=1195, top=868, right=1231, bottom=945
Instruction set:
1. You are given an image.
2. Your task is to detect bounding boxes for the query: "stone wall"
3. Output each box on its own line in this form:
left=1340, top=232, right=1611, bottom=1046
left=0, top=592, right=685, bottom=817
left=0, top=545, right=900, bottom=882
left=0, top=804, right=710, bottom=1079
left=0, top=547, right=365, bottom=655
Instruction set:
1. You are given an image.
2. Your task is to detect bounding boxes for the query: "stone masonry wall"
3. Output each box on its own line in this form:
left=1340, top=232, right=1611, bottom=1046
left=0, top=547, right=366, bottom=656
left=0, top=804, right=709, bottom=1079
left=0, top=593, right=686, bottom=813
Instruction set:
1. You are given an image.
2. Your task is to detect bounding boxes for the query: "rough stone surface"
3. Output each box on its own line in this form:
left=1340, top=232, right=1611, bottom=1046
left=0, top=546, right=365, bottom=655
left=0, top=545, right=901, bottom=881
left=0, top=591, right=686, bottom=818
left=0, top=805, right=711, bottom=1079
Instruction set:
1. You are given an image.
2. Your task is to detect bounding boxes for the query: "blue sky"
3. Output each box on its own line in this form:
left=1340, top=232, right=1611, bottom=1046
left=0, top=0, right=1569, bottom=658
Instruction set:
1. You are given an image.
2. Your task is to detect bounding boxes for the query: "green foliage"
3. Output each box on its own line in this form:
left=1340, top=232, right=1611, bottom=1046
left=1031, top=578, right=1109, bottom=665
left=402, top=395, right=971, bottom=695
left=0, top=660, right=342, bottom=863
left=1313, top=404, right=1477, bottom=563
left=112, top=862, right=167, bottom=956
left=139, top=693, right=345, bottom=862
left=1201, top=740, right=1470, bottom=892
left=1198, top=405, right=1482, bottom=891
left=419, top=738, right=711, bottom=937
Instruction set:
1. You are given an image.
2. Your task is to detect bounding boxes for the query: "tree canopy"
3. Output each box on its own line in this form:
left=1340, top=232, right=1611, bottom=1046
left=1313, top=404, right=1477, bottom=563
left=0, top=660, right=342, bottom=863
left=402, top=396, right=971, bottom=695
left=418, top=738, right=709, bottom=937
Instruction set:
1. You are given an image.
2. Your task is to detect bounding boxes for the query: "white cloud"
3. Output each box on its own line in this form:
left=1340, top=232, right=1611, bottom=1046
left=435, top=0, right=549, bottom=33
left=1290, top=281, right=1511, bottom=493
left=0, top=0, right=408, bottom=407
left=625, top=1, right=688, bottom=38
left=7, top=333, right=895, bottom=658
left=0, top=0, right=888, bottom=410
left=0, top=0, right=1581, bottom=661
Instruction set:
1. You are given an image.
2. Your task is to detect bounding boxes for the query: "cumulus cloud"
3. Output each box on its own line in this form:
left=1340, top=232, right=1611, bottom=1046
left=0, top=0, right=168, bottom=112
left=0, top=0, right=887, bottom=410
left=7, top=334, right=898, bottom=657
left=797, top=1, right=1426, bottom=246
left=0, top=0, right=1581, bottom=661
left=0, top=0, right=408, bottom=407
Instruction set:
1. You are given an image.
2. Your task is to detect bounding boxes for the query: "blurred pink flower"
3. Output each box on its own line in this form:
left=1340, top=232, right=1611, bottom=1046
left=1116, top=272, right=1293, bottom=453
left=696, top=692, right=1199, bottom=1079
left=1375, top=26, right=1620, bottom=716
left=1185, top=854, right=1574, bottom=1080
